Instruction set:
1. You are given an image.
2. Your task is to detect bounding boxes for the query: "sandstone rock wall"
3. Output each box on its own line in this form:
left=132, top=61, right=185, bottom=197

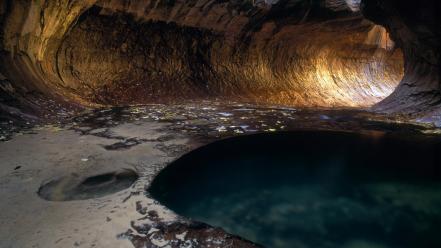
left=0, top=0, right=405, bottom=112
left=361, top=0, right=441, bottom=116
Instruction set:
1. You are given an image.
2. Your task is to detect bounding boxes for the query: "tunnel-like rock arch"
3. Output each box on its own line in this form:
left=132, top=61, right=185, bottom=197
left=0, top=0, right=439, bottom=121
left=361, top=0, right=441, bottom=118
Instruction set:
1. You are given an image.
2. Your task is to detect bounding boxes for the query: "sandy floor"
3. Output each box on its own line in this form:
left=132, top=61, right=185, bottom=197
left=0, top=121, right=185, bottom=247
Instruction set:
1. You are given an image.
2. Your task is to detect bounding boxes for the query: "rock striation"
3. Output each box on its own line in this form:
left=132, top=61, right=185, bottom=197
left=3, top=0, right=435, bottom=118
left=361, top=0, right=441, bottom=120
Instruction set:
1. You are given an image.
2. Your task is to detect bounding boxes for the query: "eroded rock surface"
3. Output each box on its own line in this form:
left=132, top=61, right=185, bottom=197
left=361, top=0, right=441, bottom=118
left=1, top=0, right=404, bottom=112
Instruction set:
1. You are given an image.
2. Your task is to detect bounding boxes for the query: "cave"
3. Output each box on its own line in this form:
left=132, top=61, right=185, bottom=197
left=0, top=0, right=440, bottom=248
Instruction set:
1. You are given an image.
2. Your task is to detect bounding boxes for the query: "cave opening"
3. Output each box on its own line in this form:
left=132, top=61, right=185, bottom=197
left=149, top=131, right=441, bottom=248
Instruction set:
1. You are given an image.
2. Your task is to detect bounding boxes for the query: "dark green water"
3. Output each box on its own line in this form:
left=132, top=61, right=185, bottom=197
left=148, top=131, right=441, bottom=248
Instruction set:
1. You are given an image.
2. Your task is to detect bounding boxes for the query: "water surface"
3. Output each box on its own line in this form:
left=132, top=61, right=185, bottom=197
left=149, top=131, right=441, bottom=248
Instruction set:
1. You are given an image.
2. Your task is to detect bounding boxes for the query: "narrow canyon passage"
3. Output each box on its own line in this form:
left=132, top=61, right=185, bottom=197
left=0, top=0, right=440, bottom=248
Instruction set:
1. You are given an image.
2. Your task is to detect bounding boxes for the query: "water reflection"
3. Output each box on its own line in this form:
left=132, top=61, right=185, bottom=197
left=149, top=131, right=441, bottom=248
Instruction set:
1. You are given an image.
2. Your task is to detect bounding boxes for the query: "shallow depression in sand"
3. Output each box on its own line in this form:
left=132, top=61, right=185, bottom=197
left=149, top=131, right=441, bottom=248
left=38, top=169, right=138, bottom=201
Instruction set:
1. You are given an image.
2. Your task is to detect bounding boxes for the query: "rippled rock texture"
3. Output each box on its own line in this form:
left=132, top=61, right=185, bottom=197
left=362, top=0, right=441, bottom=117
left=0, top=0, right=404, bottom=112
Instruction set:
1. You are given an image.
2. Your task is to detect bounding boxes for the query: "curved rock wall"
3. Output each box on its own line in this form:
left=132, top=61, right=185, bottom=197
left=0, top=0, right=96, bottom=116
left=361, top=0, right=441, bottom=116
left=0, top=0, right=404, bottom=112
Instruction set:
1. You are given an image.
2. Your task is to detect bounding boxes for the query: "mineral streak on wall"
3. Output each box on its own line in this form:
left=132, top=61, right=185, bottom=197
left=0, top=0, right=404, bottom=111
